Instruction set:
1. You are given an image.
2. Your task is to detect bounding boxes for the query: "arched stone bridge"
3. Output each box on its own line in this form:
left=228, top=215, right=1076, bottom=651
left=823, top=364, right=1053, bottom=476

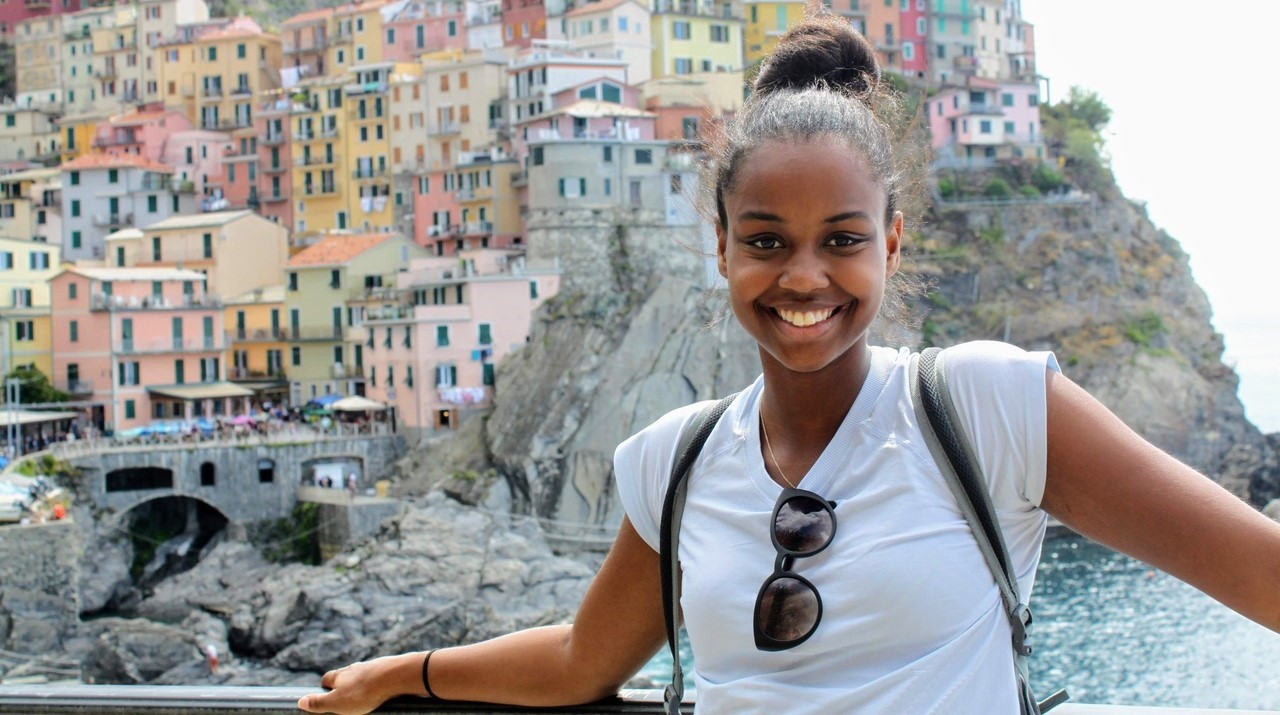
left=57, top=433, right=406, bottom=525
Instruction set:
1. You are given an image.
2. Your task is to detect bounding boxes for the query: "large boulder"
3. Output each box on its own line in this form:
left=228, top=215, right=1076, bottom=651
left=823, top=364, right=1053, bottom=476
left=80, top=618, right=202, bottom=684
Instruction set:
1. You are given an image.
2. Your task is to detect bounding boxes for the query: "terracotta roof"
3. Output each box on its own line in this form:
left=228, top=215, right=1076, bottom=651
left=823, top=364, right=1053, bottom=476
left=565, top=0, right=638, bottom=18
left=335, top=0, right=388, bottom=16
left=281, top=6, right=335, bottom=25
left=287, top=233, right=397, bottom=267
left=109, top=110, right=172, bottom=126
left=199, top=16, right=270, bottom=40
left=60, top=154, right=175, bottom=173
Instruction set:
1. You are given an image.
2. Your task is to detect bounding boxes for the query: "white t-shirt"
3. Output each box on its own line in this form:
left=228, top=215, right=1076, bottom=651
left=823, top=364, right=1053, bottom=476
left=614, top=342, right=1060, bottom=714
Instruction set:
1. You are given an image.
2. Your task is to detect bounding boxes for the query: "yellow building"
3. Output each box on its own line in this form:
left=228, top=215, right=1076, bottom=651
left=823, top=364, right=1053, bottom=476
left=650, top=0, right=745, bottom=80
left=0, top=237, right=61, bottom=382
left=158, top=16, right=282, bottom=135
left=282, top=232, right=429, bottom=403
left=281, top=1, right=388, bottom=80
left=89, top=4, right=145, bottom=112
left=454, top=160, right=523, bottom=250
left=224, top=284, right=289, bottom=406
left=743, top=0, right=806, bottom=65
left=290, top=62, right=419, bottom=242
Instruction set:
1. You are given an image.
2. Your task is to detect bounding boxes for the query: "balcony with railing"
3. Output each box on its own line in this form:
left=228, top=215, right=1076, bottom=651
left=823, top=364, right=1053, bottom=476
left=260, top=192, right=289, bottom=203
left=285, top=325, right=346, bottom=341
left=92, top=213, right=133, bottom=228
left=201, top=85, right=224, bottom=99
left=64, top=27, right=90, bottom=40
left=90, top=293, right=223, bottom=312
left=432, top=121, right=461, bottom=136
left=344, top=80, right=389, bottom=96
left=230, top=84, right=254, bottom=97
left=139, top=175, right=173, bottom=191
left=93, top=131, right=139, bottom=148
left=353, top=167, right=389, bottom=180
left=302, top=183, right=339, bottom=197
left=321, top=125, right=340, bottom=138
left=59, top=379, right=94, bottom=394
left=118, top=334, right=228, bottom=354
left=230, top=327, right=291, bottom=342
left=361, top=303, right=414, bottom=321
left=228, top=365, right=287, bottom=380
left=511, top=170, right=528, bottom=188
left=262, top=132, right=287, bottom=146
left=295, top=155, right=336, bottom=167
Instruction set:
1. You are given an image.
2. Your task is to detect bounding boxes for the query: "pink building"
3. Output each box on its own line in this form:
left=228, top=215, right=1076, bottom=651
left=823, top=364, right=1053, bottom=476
left=360, top=249, right=560, bottom=439
left=927, top=78, right=1042, bottom=164
left=253, top=97, right=301, bottom=229
left=384, top=0, right=467, bottom=60
left=900, top=0, right=927, bottom=80
left=50, top=266, right=239, bottom=433
left=1, top=0, right=82, bottom=41
left=90, top=110, right=195, bottom=161
left=160, top=130, right=235, bottom=204
left=413, top=170, right=463, bottom=252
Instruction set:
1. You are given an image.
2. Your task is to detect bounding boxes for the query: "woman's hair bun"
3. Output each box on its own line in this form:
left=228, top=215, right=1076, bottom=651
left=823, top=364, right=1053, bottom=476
left=753, top=12, right=881, bottom=98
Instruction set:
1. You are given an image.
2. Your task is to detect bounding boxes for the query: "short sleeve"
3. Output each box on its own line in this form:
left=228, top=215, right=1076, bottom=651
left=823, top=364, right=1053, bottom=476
left=938, top=341, right=1060, bottom=510
left=613, top=402, right=714, bottom=552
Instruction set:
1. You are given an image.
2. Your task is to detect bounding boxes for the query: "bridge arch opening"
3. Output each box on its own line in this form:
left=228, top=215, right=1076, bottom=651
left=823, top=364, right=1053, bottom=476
left=105, top=466, right=174, bottom=492
left=121, top=496, right=230, bottom=591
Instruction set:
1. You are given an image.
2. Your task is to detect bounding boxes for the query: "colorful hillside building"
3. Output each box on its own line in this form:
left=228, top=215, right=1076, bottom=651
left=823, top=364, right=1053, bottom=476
left=382, top=0, right=469, bottom=61
left=224, top=284, right=289, bottom=408
left=501, top=0, right=547, bottom=49
left=360, top=249, right=559, bottom=439
left=0, top=237, right=60, bottom=385
left=282, top=232, right=430, bottom=404
left=563, top=0, right=653, bottom=84
left=650, top=0, right=743, bottom=81
left=0, top=168, right=62, bottom=246
left=742, top=0, right=804, bottom=65
left=927, top=78, right=1042, bottom=165
left=50, top=265, right=238, bottom=432
left=59, top=154, right=197, bottom=263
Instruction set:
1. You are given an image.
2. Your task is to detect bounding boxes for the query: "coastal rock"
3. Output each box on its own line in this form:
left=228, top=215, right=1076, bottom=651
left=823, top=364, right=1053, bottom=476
left=78, top=532, right=134, bottom=615
left=80, top=618, right=202, bottom=684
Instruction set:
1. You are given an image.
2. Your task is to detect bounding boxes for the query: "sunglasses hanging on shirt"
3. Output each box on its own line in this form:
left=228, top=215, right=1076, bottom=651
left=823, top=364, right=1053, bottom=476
left=754, top=488, right=838, bottom=651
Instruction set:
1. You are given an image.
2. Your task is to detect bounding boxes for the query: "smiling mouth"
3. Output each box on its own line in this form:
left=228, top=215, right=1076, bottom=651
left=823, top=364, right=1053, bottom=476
left=772, top=305, right=844, bottom=327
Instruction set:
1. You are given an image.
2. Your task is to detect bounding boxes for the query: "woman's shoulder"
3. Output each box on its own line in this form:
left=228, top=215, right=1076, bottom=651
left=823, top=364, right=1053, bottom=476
left=936, top=340, right=1061, bottom=380
left=615, top=399, right=730, bottom=464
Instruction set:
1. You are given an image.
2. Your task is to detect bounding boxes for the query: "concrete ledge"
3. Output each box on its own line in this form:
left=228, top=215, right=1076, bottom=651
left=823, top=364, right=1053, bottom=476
left=0, top=686, right=1276, bottom=714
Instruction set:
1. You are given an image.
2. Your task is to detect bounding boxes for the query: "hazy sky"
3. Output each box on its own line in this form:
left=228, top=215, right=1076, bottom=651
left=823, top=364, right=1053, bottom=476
left=1021, top=0, right=1280, bottom=434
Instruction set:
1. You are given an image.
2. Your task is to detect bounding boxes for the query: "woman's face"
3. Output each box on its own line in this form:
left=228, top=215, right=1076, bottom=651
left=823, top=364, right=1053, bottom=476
left=716, top=139, right=902, bottom=377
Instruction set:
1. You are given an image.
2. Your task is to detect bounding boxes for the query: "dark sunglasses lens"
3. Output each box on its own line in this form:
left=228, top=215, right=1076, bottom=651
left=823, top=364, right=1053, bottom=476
left=774, top=496, right=834, bottom=554
left=756, top=576, right=820, bottom=643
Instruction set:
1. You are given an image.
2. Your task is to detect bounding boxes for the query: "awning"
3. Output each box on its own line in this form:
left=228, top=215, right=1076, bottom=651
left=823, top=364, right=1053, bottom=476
left=147, top=382, right=255, bottom=400
left=234, top=380, right=289, bottom=392
left=0, top=409, right=81, bottom=427
left=331, top=396, right=386, bottom=411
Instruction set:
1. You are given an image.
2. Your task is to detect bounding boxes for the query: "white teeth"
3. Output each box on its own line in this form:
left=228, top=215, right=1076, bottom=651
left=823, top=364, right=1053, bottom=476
left=776, top=307, right=835, bottom=327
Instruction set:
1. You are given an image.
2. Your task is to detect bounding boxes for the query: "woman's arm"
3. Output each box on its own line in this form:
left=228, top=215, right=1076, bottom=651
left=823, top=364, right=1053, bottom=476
left=297, top=516, right=668, bottom=715
left=1040, top=370, right=1280, bottom=631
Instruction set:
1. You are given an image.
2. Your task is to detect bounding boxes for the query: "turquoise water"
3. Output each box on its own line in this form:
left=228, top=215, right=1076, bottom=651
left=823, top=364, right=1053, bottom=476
left=639, top=534, right=1280, bottom=709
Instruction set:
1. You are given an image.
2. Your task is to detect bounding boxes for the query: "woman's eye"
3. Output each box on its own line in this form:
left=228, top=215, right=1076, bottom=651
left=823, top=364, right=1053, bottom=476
left=747, top=236, right=782, bottom=250
left=828, top=233, right=866, bottom=247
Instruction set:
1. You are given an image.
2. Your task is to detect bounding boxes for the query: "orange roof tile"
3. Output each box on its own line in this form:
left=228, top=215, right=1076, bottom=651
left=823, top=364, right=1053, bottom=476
left=335, top=0, right=388, bottom=16
left=282, top=6, right=336, bottom=26
left=199, top=16, right=270, bottom=41
left=287, top=233, right=397, bottom=267
left=565, top=0, right=636, bottom=18
left=60, top=154, right=175, bottom=173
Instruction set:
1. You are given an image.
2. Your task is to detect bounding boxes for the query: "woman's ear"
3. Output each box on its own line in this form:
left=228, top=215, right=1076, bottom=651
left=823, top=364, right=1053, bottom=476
left=716, top=223, right=729, bottom=278
left=884, top=211, right=903, bottom=278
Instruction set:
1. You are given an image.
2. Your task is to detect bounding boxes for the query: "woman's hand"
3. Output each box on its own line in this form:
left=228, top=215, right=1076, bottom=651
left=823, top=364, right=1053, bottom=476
left=297, top=652, right=425, bottom=715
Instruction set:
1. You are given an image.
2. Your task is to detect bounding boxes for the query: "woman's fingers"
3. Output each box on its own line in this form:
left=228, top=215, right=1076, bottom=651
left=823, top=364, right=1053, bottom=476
left=319, top=667, right=342, bottom=689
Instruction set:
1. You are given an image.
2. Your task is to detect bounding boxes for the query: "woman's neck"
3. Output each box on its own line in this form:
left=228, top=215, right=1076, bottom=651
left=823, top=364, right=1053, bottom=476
left=758, top=344, right=873, bottom=451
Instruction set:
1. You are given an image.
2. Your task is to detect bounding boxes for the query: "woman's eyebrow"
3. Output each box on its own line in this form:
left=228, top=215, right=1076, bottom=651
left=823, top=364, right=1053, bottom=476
left=825, top=211, right=872, bottom=224
left=737, top=210, right=785, bottom=223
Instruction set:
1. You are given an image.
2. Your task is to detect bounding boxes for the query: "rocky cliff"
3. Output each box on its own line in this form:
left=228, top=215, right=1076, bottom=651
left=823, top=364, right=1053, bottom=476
left=472, top=194, right=1276, bottom=541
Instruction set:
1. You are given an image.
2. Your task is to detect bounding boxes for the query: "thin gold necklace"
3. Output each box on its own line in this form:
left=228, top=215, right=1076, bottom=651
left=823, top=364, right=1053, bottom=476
left=759, top=405, right=797, bottom=489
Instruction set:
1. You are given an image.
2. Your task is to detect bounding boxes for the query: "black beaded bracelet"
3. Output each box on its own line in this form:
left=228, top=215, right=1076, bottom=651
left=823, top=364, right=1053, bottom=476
left=421, top=649, right=437, bottom=699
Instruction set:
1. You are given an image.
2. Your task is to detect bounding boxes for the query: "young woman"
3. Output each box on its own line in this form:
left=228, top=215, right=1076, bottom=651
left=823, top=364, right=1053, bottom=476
left=299, top=13, right=1280, bottom=715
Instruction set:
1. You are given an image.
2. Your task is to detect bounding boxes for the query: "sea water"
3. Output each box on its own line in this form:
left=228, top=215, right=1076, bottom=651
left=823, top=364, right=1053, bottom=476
left=638, top=534, right=1280, bottom=709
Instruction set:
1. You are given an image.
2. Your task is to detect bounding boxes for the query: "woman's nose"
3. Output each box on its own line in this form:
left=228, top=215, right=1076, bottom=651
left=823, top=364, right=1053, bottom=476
left=778, top=250, right=829, bottom=293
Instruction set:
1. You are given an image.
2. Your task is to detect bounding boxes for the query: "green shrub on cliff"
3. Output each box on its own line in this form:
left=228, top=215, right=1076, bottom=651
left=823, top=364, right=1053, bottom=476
left=1041, top=87, right=1114, bottom=193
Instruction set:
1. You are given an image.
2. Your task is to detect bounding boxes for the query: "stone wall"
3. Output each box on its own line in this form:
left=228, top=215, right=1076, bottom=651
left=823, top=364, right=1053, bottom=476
left=0, top=520, right=81, bottom=653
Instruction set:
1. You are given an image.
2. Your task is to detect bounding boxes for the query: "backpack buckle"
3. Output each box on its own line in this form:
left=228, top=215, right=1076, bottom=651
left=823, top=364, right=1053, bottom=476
left=1012, top=603, right=1033, bottom=656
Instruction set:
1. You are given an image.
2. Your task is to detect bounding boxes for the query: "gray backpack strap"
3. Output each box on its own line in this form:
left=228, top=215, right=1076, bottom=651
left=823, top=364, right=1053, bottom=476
left=659, top=394, right=737, bottom=715
left=911, top=347, right=1068, bottom=714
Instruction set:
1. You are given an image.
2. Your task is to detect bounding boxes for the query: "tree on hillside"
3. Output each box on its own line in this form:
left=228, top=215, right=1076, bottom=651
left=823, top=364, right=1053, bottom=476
left=3, top=366, right=70, bottom=404
left=1040, top=86, right=1114, bottom=193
